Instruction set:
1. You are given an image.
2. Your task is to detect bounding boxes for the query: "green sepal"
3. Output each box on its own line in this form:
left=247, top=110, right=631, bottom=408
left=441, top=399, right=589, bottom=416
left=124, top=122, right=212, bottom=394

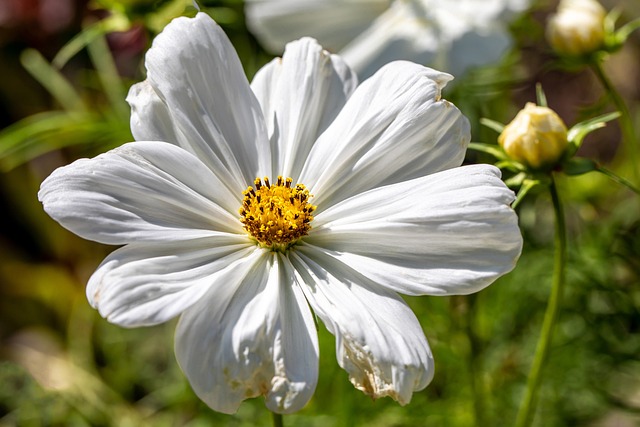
left=512, top=178, right=543, bottom=209
left=468, top=143, right=529, bottom=173
left=603, top=7, right=640, bottom=52
left=614, top=18, right=640, bottom=46
left=468, top=142, right=509, bottom=161
left=504, top=172, right=527, bottom=188
left=496, top=160, right=527, bottom=173
left=535, top=83, right=548, bottom=107
left=562, top=157, right=598, bottom=176
left=566, top=111, right=620, bottom=156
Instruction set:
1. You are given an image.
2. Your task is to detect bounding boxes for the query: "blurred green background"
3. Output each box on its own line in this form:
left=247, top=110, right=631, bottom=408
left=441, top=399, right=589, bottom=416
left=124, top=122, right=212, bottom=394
left=1, top=0, right=640, bottom=425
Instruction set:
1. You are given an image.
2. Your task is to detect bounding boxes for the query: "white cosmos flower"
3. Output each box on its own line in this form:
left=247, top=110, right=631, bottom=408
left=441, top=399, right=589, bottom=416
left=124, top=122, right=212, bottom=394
left=245, top=0, right=531, bottom=80
left=38, top=12, right=522, bottom=414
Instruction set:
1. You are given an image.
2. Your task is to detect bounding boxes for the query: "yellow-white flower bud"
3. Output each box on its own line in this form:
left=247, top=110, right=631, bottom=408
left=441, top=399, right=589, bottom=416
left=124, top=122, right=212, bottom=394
left=546, top=0, right=606, bottom=56
left=498, top=103, right=569, bottom=170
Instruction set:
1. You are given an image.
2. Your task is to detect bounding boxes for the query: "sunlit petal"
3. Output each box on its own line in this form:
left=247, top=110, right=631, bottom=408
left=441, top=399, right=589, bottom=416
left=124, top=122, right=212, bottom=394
left=308, top=164, right=522, bottom=295
left=339, top=1, right=440, bottom=79
left=291, top=248, right=433, bottom=405
left=175, top=251, right=318, bottom=414
left=87, top=235, right=253, bottom=326
left=39, top=141, right=241, bottom=244
left=245, top=0, right=389, bottom=53
left=251, top=37, right=357, bottom=179
left=137, top=12, right=271, bottom=188
left=300, top=61, right=469, bottom=209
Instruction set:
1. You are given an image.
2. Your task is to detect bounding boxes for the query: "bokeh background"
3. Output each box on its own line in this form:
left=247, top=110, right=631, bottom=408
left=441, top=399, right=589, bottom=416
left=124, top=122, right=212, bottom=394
left=1, top=0, right=639, bottom=425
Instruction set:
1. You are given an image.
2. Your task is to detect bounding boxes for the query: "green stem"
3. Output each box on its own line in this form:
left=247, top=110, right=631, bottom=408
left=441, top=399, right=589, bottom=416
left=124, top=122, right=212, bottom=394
left=515, top=175, right=567, bottom=427
left=465, top=294, right=488, bottom=427
left=272, top=412, right=284, bottom=427
left=597, top=166, right=640, bottom=195
left=590, top=60, right=639, bottom=183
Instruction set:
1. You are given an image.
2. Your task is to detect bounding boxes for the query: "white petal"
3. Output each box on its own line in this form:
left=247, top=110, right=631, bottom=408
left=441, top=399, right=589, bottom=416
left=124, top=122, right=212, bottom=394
left=251, top=37, right=357, bottom=179
left=245, top=0, right=528, bottom=80
left=299, top=61, right=470, bottom=209
left=38, top=141, right=242, bottom=245
left=127, top=81, right=177, bottom=143
left=87, top=235, right=254, bottom=327
left=307, top=164, right=522, bottom=296
left=446, top=30, right=511, bottom=78
left=175, top=251, right=318, bottom=414
left=428, top=0, right=503, bottom=40
left=339, top=1, right=441, bottom=80
left=290, top=248, right=433, bottom=405
left=136, top=12, right=271, bottom=188
left=338, top=0, right=528, bottom=78
left=424, top=0, right=512, bottom=76
left=429, top=0, right=530, bottom=38
left=245, top=0, right=389, bottom=53
left=427, top=0, right=528, bottom=76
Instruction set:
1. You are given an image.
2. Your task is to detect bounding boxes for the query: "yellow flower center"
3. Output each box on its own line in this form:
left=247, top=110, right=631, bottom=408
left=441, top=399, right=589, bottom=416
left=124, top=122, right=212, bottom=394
left=239, top=176, right=316, bottom=250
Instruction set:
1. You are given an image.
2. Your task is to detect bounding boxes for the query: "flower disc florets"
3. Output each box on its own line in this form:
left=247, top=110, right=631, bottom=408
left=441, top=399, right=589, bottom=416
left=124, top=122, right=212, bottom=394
left=239, top=176, right=316, bottom=250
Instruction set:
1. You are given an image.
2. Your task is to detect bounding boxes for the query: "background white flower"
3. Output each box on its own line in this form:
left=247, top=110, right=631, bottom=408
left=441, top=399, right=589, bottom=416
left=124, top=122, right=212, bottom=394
left=38, top=12, right=522, bottom=415
left=245, top=0, right=531, bottom=80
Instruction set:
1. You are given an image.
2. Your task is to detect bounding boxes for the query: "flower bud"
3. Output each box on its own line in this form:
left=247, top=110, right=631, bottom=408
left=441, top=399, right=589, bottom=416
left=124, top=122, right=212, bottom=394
left=498, top=103, right=569, bottom=170
left=546, top=0, right=606, bottom=56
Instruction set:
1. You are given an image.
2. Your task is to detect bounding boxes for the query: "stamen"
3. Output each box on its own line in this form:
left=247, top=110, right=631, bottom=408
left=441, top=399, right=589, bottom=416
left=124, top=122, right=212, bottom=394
left=239, top=176, right=316, bottom=251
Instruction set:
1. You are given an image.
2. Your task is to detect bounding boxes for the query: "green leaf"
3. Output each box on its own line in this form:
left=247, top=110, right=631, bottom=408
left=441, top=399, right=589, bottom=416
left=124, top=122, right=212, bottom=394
left=86, top=32, right=129, bottom=121
left=0, top=111, right=131, bottom=171
left=0, top=112, right=90, bottom=155
left=20, top=50, right=87, bottom=113
left=479, top=118, right=505, bottom=134
left=52, top=15, right=130, bottom=69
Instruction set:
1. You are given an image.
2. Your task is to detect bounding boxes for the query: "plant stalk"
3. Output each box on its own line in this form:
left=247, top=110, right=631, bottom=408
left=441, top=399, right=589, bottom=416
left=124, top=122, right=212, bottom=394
left=591, top=60, right=639, bottom=183
left=515, top=175, right=567, bottom=427
left=465, top=294, right=488, bottom=427
left=272, top=412, right=284, bottom=427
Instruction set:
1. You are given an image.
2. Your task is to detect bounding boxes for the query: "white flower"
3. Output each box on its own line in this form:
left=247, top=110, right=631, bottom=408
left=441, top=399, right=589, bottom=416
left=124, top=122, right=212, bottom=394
left=245, top=0, right=531, bottom=80
left=38, top=13, right=522, bottom=414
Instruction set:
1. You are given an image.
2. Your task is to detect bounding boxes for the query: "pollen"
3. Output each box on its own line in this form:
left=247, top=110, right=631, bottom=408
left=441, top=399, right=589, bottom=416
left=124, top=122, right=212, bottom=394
left=239, top=176, right=316, bottom=250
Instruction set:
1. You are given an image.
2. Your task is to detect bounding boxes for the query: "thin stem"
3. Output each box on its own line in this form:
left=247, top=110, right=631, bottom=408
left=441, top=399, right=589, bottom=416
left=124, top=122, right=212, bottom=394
left=597, top=166, right=640, bottom=195
left=272, top=412, right=284, bottom=427
left=515, top=175, right=567, bottom=427
left=590, top=60, right=639, bottom=183
left=465, top=294, right=488, bottom=427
